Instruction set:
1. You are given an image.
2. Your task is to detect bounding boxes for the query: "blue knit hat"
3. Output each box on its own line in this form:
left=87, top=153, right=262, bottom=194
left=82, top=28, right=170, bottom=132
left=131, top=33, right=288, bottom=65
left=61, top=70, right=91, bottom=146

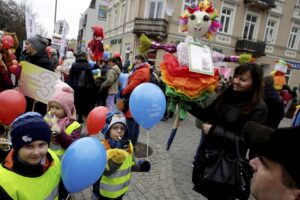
left=102, top=111, right=128, bottom=139
left=10, top=112, right=51, bottom=151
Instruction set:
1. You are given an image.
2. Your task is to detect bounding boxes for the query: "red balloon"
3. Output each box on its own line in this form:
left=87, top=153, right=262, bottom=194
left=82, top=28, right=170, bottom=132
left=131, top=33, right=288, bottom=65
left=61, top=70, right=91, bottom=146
left=46, top=46, right=51, bottom=57
left=2, top=35, right=14, bottom=49
left=10, top=54, right=16, bottom=60
left=113, top=52, right=121, bottom=58
left=0, top=90, right=27, bottom=125
left=9, top=64, right=20, bottom=75
left=46, top=46, right=52, bottom=53
left=86, top=106, right=109, bottom=135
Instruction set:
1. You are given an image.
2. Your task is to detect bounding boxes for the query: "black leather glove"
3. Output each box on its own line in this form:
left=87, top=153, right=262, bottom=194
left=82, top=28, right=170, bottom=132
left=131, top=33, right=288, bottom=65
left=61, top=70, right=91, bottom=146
left=119, top=90, right=125, bottom=98
left=139, top=160, right=151, bottom=172
left=110, top=139, right=129, bottom=150
left=120, top=90, right=130, bottom=99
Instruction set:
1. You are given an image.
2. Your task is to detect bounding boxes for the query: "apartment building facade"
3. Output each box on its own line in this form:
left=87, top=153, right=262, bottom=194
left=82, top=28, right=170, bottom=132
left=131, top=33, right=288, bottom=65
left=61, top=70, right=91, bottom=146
left=103, top=0, right=300, bottom=91
left=77, top=0, right=111, bottom=51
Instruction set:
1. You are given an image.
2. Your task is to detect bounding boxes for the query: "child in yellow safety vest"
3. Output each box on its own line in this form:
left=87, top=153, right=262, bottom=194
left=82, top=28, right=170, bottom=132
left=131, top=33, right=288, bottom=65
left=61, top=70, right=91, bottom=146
left=0, top=112, right=68, bottom=199
left=44, top=80, right=81, bottom=159
left=92, top=111, right=151, bottom=200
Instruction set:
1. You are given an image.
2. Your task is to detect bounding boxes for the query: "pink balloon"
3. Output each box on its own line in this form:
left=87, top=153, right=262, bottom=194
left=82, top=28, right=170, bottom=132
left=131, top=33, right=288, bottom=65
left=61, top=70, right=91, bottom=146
left=0, top=90, right=27, bottom=125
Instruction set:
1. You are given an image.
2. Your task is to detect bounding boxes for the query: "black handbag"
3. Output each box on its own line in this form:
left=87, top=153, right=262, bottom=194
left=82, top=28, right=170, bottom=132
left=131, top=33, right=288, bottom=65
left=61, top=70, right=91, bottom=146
left=192, top=136, right=253, bottom=199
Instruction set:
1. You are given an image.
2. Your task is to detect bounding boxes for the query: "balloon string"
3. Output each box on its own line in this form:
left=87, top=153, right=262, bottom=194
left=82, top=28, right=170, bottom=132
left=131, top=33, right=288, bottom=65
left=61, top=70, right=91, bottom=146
left=146, top=129, right=149, bottom=160
left=32, top=100, right=36, bottom=112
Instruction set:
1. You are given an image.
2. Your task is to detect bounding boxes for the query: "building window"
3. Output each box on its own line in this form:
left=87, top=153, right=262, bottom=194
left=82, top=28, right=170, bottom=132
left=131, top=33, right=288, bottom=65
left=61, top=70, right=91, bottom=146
left=83, top=14, right=87, bottom=27
left=59, top=25, right=63, bottom=35
left=119, top=3, right=126, bottom=26
left=114, top=7, right=119, bottom=27
left=219, top=6, right=234, bottom=34
left=243, top=13, right=259, bottom=40
left=108, top=12, right=112, bottom=30
left=285, top=69, right=291, bottom=84
left=89, top=0, right=96, bottom=9
left=148, top=0, right=163, bottom=18
left=183, top=0, right=198, bottom=11
left=264, top=17, right=278, bottom=44
left=127, top=0, right=136, bottom=21
left=98, top=5, right=108, bottom=20
left=287, top=26, right=300, bottom=49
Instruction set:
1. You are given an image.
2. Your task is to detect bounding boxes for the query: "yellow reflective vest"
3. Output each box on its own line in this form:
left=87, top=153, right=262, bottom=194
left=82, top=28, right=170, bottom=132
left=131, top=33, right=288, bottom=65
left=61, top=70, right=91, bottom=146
left=100, top=141, right=135, bottom=198
left=0, top=149, right=61, bottom=200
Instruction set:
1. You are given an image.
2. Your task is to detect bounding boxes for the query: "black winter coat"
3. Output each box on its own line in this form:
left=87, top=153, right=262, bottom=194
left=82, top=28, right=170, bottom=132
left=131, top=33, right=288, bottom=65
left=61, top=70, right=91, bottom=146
left=25, top=50, right=53, bottom=71
left=263, top=85, right=285, bottom=128
left=189, top=87, right=267, bottom=198
left=68, top=59, right=95, bottom=88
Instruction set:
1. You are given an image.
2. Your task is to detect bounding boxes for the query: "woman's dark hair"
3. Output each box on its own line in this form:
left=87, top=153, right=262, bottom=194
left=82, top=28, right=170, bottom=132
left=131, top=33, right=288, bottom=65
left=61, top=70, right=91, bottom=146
left=217, top=63, right=263, bottom=114
left=107, top=57, right=118, bottom=64
left=113, top=56, right=122, bottom=63
left=263, top=76, right=274, bottom=87
left=134, top=54, right=146, bottom=62
left=76, top=51, right=88, bottom=60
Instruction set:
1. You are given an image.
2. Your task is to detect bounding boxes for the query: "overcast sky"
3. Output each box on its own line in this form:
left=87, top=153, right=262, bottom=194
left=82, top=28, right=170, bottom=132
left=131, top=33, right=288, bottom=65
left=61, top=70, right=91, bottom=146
left=15, top=0, right=91, bottom=39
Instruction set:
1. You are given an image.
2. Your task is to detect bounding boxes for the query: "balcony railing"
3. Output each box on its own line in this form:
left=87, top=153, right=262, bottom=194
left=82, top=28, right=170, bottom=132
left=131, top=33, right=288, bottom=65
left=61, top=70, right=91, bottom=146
left=133, top=18, right=168, bottom=40
left=235, top=39, right=266, bottom=57
left=244, top=0, right=276, bottom=10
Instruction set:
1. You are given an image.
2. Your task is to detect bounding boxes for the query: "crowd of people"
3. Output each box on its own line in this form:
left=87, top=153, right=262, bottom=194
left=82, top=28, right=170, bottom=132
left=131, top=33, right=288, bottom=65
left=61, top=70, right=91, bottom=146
left=1, top=32, right=300, bottom=200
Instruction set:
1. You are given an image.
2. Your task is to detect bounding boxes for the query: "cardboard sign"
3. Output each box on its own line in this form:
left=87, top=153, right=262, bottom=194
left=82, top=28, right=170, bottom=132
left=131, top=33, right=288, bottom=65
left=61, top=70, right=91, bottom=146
left=188, top=43, right=214, bottom=76
left=18, top=61, right=60, bottom=104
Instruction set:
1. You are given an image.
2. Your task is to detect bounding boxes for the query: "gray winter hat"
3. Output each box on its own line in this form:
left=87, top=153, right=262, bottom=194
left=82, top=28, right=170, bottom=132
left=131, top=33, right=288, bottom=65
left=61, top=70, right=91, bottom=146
left=26, top=35, right=48, bottom=52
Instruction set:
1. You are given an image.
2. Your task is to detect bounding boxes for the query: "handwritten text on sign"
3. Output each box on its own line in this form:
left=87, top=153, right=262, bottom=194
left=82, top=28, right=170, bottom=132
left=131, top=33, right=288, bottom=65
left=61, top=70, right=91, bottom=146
left=18, top=61, right=60, bottom=104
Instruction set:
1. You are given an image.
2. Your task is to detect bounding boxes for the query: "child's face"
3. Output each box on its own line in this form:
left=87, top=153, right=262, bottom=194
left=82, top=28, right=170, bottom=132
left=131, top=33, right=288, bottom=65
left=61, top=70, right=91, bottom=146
left=49, top=102, right=66, bottom=119
left=109, top=123, right=126, bottom=141
left=18, top=140, right=48, bottom=165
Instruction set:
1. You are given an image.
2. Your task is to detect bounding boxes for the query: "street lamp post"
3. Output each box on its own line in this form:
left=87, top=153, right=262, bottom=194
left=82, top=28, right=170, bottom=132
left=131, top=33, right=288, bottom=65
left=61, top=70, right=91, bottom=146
left=54, top=0, right=58, bottom=25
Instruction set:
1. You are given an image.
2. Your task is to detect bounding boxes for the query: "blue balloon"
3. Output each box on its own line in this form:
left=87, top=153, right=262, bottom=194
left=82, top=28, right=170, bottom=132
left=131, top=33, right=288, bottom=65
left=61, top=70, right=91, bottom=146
left=61, top=137, right=107, bottom=193
left=88, top=61, right=96, bottom=69
left=129, top=83, right=166, bottom=129
left=103, top=51, right=109, bottom=60
left=119, top=73, right=129, bottom=90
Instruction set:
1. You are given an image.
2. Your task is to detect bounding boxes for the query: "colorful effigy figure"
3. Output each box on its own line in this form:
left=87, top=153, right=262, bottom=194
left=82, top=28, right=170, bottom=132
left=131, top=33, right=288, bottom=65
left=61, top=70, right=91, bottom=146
left=138, top=0, right=255, bottom=150
left=271, top=59, right=291, bottom=90
left=88, top=25, right=104, bottom=62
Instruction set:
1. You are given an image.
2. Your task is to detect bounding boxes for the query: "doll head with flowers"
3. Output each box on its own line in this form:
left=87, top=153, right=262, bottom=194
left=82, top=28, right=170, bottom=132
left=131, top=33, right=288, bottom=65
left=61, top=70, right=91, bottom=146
left=179, top=0, right=221, bottom=41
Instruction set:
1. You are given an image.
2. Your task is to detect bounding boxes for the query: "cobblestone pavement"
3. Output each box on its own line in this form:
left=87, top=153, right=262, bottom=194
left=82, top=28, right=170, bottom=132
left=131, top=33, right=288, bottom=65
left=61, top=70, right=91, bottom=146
left=72, top=116, right=292, bottom=200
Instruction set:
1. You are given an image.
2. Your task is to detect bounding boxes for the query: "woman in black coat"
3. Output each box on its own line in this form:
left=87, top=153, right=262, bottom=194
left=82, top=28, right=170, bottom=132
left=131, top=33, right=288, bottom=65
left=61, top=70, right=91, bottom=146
left=262, top=76, right=285, bottom=128
left=190, top=63, right=267, bottom=199
left=68, top=52, right=95, bottom=123
left=23, top=35, right=53, bottom=116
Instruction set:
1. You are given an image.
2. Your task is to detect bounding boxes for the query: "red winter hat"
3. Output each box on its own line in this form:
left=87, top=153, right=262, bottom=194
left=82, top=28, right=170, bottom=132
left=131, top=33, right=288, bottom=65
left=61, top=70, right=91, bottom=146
left=48, top=81, right=76, bottom=119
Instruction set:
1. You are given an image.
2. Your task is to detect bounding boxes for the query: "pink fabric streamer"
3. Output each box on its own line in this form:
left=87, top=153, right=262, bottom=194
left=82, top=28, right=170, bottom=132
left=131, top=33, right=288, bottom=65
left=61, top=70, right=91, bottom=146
left=151, top=42, right=177, bottom=53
